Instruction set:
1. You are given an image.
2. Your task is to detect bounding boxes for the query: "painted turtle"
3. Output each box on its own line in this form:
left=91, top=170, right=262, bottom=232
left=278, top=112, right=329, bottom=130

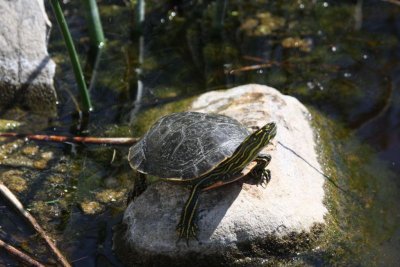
left=128, top=111, right=277, bottom=241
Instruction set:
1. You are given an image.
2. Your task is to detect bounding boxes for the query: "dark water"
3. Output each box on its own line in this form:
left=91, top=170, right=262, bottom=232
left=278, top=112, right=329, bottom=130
left=1, top=0, right=399, bottom=266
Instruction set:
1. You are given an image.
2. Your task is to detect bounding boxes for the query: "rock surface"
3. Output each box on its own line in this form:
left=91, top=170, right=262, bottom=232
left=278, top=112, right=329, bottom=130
left=0, top=0, right=56, bottom=114
left=114, top=84, right=327, bottom=266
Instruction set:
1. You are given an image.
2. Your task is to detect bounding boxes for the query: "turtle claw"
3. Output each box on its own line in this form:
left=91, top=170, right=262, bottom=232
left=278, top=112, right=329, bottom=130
left=250, top=155, right=272, bottom=187
left=250, top=165, right=271, bottom=187
left=176, top=221, right=198, bottom=245
left=261, top=169, right=271, bottom=186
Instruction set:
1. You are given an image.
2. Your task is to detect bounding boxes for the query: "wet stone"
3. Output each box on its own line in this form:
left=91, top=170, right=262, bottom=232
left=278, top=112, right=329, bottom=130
left=114, top=84, right=327, bottom=266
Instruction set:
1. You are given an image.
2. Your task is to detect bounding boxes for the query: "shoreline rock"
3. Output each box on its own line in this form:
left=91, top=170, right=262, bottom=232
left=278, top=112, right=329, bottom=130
left=0, top=0, right=57, bottom=114
left=114, top=84, right=327, bottom=266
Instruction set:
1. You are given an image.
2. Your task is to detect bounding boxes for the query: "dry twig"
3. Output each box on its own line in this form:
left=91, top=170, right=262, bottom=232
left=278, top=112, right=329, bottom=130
left=0, top=238, right=45, bottom=267
left=0, top=182, right=71, bottom=267
left=0, top=132, right=139, bottom=145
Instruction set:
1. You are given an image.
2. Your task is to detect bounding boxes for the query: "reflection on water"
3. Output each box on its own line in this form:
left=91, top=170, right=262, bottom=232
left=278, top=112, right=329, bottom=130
left=0, top=1, right=399, bottom=266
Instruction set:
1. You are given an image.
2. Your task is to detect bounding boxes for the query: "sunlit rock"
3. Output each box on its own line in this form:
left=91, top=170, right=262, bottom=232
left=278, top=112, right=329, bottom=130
left=0, top=0, right=57, bottom=114
left=114, top=84, right=327, bottom=266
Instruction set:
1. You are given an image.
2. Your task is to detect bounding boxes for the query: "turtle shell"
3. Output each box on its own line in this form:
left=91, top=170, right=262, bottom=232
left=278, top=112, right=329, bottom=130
left=128, top=112, right=250, bottom=179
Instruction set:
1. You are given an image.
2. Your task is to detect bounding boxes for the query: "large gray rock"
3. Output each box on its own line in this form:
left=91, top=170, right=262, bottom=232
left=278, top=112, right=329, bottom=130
left=114, top=84, right=327, bottom=266
left=0, top=0, right=56, bottom=114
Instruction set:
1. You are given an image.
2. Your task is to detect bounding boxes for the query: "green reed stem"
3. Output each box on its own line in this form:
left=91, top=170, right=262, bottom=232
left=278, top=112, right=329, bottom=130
left=50, top=0, right=93, bottom=112
left=82, top=0, right=105, bottom=50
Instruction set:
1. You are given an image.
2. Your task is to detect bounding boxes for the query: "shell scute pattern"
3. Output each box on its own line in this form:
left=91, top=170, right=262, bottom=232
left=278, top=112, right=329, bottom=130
left=128, top=112, right=250, bottom=179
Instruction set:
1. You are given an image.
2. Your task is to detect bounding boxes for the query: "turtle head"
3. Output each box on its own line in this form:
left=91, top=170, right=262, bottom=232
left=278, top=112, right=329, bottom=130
left=260, top=122, right=277, bottom=141
left=252, top=122, right=277, bottom=146
left=225, top=122, right=277, bottom=172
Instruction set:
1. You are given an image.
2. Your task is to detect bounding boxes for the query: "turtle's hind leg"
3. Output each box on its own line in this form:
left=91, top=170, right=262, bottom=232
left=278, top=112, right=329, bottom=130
left=127, top=172, right=147, bottom=204
left=176, top=183, right=203, bottom=244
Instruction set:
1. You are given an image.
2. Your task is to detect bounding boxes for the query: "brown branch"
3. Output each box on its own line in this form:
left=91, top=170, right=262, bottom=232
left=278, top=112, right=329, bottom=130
left=0, top=238, right=45, bottom=267
left=242, top=55, right=271, bottom=63
left=0, top=132, right=139, bottom=145
left=228, top=63, right=276, bottom=74
left=240, top=55, right=340, bottom=73
left=0, top=182, right=71, bottom=267
left=228, top=57, right=292, bottom=75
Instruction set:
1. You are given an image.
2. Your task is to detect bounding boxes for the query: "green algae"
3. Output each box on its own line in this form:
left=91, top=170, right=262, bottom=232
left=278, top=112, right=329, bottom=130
left=0, top=119, right=22, bottom=131
left=309, top=106, right=400, bottom=266
left=0, top=170, right=27, bottom=193
left=239, top=11, right=285, bottom=36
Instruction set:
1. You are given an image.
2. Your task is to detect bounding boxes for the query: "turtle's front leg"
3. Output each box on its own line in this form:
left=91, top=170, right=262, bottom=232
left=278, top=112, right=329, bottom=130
left=176, top=184, right=202, bottom=244
left=250, top=154, right=272, bottom=185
